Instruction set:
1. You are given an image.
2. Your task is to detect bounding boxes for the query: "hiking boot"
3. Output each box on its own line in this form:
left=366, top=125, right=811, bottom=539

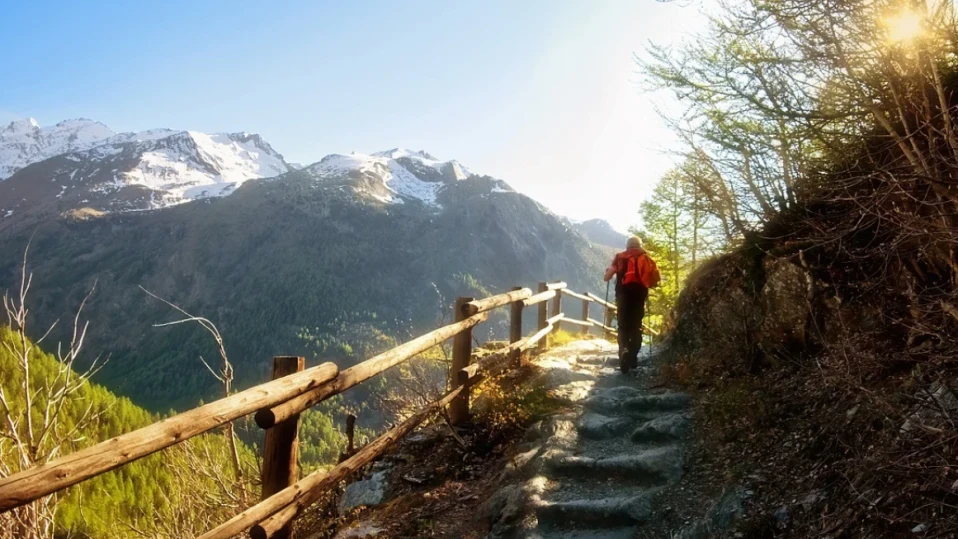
left=630, top=352, right=641, bottom=370
left=619, top=350, right=632, bottom=374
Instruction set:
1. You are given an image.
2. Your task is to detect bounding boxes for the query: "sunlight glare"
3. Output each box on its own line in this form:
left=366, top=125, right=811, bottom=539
left=885, top=8, right=923, bottom=44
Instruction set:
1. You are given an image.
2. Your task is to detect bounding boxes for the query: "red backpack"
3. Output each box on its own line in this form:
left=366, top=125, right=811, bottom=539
left=618, top=251, right=660, bottom=289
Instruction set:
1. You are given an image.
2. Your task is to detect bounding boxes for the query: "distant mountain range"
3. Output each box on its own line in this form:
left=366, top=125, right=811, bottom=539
left=572, top=218, right=629, bottom=250
left=0, top=117, right=622, bottom=411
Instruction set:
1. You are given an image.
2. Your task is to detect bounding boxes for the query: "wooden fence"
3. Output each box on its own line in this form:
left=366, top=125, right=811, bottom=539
left=0, top=281, right=622, bottom=538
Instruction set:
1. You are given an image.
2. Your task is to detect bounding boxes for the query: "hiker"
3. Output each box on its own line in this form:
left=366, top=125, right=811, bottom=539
left=603, top=235, right=660, bottom=373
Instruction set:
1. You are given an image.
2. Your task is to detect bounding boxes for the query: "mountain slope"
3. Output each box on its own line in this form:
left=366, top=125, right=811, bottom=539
left=0, top=159, right=607, bottom=412
left=0, top=122, right=289, bottom=224
left=573, top=218, right=629, bottom=249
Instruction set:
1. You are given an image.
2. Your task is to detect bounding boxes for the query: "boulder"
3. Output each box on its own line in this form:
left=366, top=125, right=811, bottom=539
left=759, top=257, right=809, bottom=355
left=338, top=471, right=388, bottom=514
left=480, top=477, right=547, bottom=538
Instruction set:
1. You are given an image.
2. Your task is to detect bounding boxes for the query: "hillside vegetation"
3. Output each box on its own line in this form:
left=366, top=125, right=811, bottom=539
left=635, top=0, right=958, bottom=534
left=0, top=326, right=259, bottom=538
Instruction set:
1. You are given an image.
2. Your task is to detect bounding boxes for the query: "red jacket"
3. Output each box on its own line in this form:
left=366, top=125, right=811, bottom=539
left=608, top=248, right=660, bottom=289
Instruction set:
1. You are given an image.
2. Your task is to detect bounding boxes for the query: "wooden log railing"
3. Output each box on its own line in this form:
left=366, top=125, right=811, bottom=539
left=0, top=278, right=628, bottom=538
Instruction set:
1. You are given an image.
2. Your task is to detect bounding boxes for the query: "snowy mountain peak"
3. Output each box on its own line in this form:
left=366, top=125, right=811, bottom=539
left=295, top=148, right=508, bottom=207
left=0, top=118, right=117, bottom=179
left=373, top=148, right=438, bottom=161
left=0, top=119, right=291, bottom=218
left=3, top=118, right=41, bottom=135
left=75, top=129, right=290, bottom=208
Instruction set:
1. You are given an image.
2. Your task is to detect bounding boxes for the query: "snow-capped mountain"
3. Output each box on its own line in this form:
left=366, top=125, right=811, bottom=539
left=0, top=118, right=116, bottom=179
left=1, top=117, right=523, bottom=228
left=296, top=148, right=510, bottom=206
left=112, top=130, right=288, bottom=203
left=0, top=119, right=289, bottom=220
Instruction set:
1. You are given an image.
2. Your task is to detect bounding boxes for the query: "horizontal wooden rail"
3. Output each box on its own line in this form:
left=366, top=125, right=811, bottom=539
left=521, top=315, right=564, bottom=352
left=586, top=292, right=617, bottom=311
left=546, top=281, right=568, bottom=291
left=522, top=289, right=556, bottom=307
left=547, top=313, right=564, bottom=326
left=560, top=317, right=593, bottom=328
left=588, top=317, right=616, bottom=333
left=585, top=316, right=658, bottom=336
left=0, top=362, right=339, bottom=512
left=461, top=288, right=532, bottom=316
left=560, top=289, right=591, bottom=302
left=255, top=311, right=489, bottom=429
left=582, top=293, right=658, bottom=335
left=458, top=336, right=530, bottom=384
left=200, top=387, right=464, bottom=539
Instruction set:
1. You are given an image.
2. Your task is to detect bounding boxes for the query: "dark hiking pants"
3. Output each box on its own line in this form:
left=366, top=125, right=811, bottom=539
left=616, top=284, right=648, bottom=366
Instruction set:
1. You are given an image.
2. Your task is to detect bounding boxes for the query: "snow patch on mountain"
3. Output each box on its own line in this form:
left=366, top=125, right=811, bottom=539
left=118, top=131, right=289, bottom=205
left=104, top=132, right=285, bottom=207
left=373, top=148, right=471, bottom=181
left=303, top=149, right=474, bottom=206
left=0, top=118, right=116, bottom=179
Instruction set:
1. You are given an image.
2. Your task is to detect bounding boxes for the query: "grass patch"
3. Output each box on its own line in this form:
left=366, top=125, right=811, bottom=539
left=550, top=328, right=581, bottom=347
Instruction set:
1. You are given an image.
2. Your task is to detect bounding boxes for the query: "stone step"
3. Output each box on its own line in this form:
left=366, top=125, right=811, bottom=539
left=576, top=413, right=635, bottom=440
left=584, top=388, right=691, bottom=415
left=574, top=354, right=617, bottom=366
left=534, top=493, right=653, bottom=529
left=543, top=446, right=684, bottom=485
left=525, top=527, right=639, bottom=539
left=631, top=413, right=691, bottom=443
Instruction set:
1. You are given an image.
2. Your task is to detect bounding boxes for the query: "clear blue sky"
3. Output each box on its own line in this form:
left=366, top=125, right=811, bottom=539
left=1, top=0, right=709, bottom=232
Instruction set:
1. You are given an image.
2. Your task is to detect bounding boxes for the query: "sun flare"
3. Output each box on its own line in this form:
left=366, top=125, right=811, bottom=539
left=885, top=8, right=923, bottom=44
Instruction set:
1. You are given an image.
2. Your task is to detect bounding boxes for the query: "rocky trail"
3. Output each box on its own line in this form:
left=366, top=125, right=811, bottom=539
left=482, top=340, right=742, bottom=539
left=330, top=339, right=748, bottom=539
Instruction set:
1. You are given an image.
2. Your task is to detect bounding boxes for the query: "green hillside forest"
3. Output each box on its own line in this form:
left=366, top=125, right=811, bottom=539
left=0, top=324, right=356, bottom=538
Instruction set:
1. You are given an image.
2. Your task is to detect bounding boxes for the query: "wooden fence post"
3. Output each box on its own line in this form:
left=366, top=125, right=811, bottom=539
left=338, top=414, right=356, bottom=463
left=581, top=298, right=590, bottom=336
left=450, top=297, right=474, bottom=426
left=346, top=414, right=356, bottom=455
left=509, top=286, right=524, bottom=368
left=551, top=288, right=562, bottom=338
left=261, top=356, right=305, bottom=539
left=537, top=282, right=548, bottom=351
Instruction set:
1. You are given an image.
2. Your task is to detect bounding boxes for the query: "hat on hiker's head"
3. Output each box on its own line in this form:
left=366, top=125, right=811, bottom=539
left=626, top=235, right=643, bottom=249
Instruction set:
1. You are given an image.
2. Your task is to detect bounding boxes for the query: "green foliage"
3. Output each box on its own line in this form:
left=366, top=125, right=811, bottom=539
left=0, top=326, right=255, bottom=538
left=634, top=165, right=724, bottom=331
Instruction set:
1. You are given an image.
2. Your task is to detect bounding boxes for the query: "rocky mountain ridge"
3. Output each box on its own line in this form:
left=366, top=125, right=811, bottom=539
left=0, top=119, right=290, bottom=222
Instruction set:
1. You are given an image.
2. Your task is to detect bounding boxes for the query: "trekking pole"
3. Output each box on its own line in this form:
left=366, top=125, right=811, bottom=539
left=605, top=279, right=615, bottom=331
left=646, top=297, right=652, bottom=357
